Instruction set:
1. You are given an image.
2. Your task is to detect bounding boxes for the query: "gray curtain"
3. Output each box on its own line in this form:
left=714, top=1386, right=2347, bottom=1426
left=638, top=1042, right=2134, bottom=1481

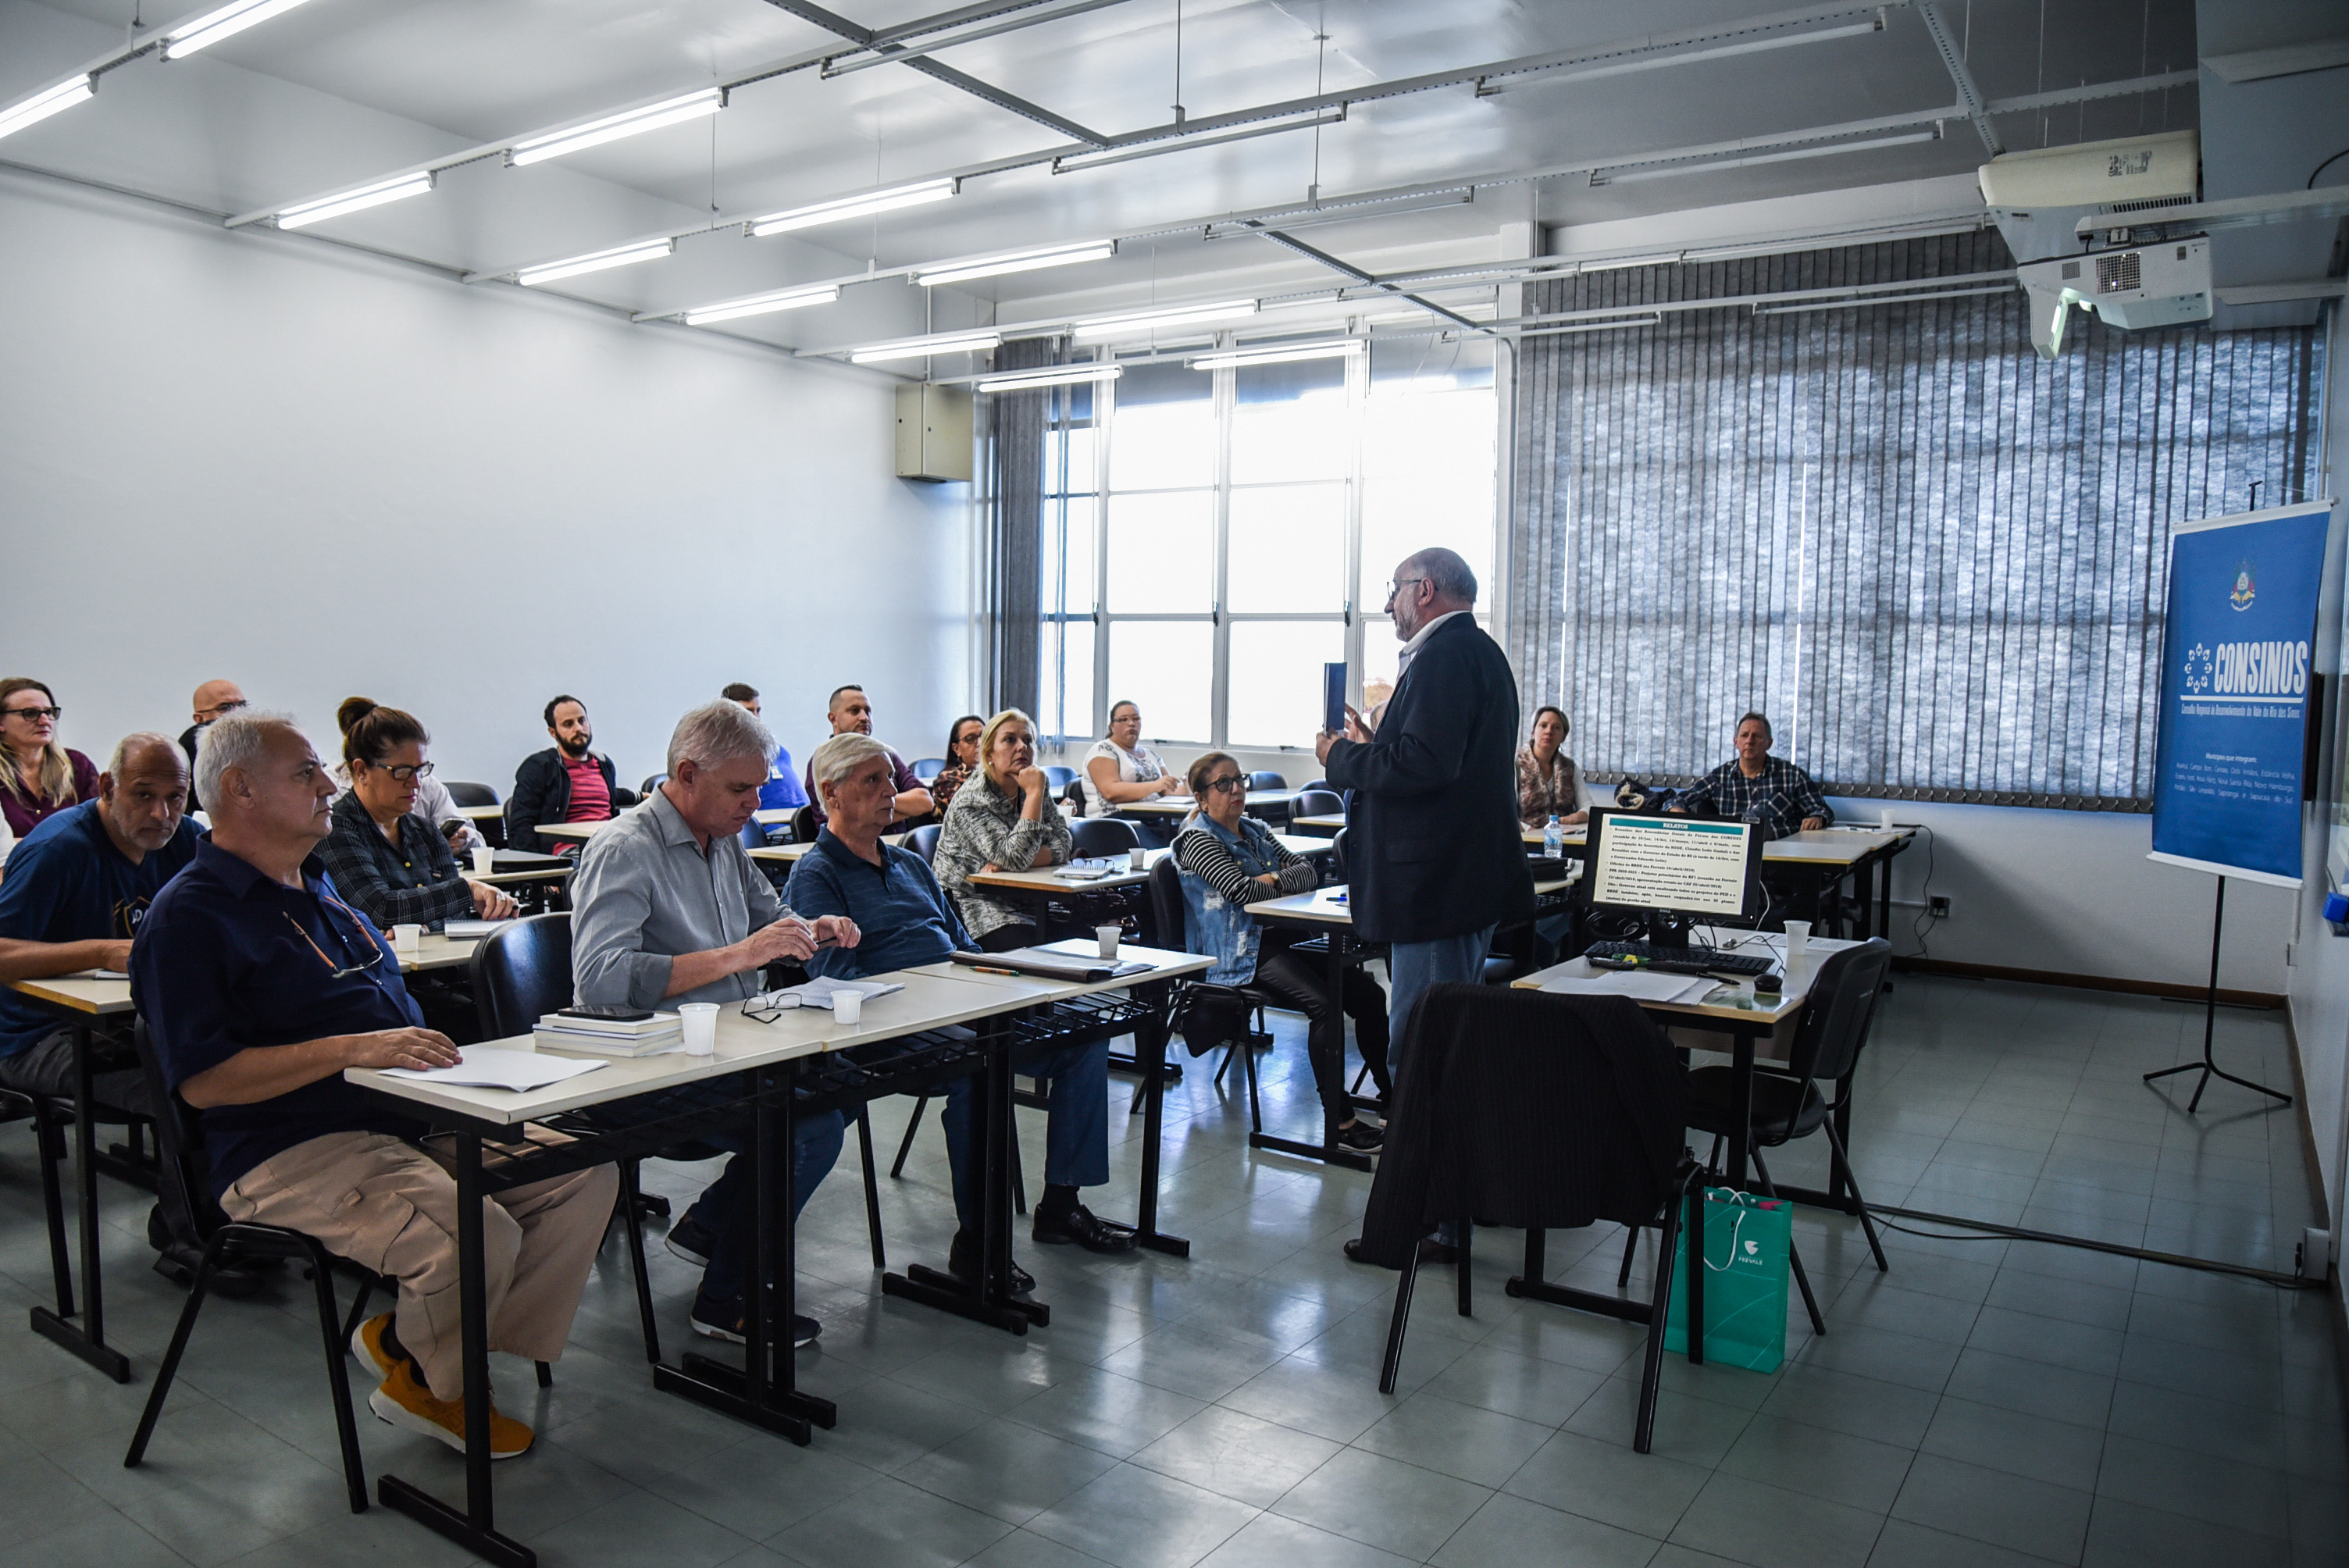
left=987, top=337, right=1059, bottom=716
left=1508, top=230, right=2326, bottom=807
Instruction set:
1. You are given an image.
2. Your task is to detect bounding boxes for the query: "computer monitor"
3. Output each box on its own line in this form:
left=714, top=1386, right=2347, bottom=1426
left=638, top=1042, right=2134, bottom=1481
left=1583, top=808, right=1764, bottom=943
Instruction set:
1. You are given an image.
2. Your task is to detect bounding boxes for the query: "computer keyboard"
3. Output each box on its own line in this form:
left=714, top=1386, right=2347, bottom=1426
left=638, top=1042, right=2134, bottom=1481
left=1584, top=940, right=1775, bottom=977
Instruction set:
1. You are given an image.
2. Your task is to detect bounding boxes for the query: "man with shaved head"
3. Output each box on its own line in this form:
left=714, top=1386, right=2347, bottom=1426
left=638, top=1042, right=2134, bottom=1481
left=178, top=679, right=246, bottom=812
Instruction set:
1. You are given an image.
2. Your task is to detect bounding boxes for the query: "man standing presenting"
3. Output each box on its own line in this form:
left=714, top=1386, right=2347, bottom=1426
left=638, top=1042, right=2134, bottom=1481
left=507, top=695, right=629, bottom=853
left=1317, top=547, right=1531, bottom=1072
left=799, top=686, right=932, bottom=832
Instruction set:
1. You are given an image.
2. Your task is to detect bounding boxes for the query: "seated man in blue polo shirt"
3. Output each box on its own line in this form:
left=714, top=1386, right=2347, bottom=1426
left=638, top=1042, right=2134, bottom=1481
left=132, top=711, right=618, bottom=1461
left=786, top=732, right=1135, bottom=1287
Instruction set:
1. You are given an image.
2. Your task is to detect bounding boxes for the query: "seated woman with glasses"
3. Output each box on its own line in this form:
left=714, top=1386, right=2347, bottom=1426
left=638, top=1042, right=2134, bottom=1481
left=1078, top=700, right=1187, bottom=818
left=1171, top=752, right=1390, bottom=1153
left=0, top=679, right=99, bottom=841
left=321, top=699, right=516, bottom=935
left=933, top=709, right=1073, bottom=952
left=929, top=714, right=985, bottom=817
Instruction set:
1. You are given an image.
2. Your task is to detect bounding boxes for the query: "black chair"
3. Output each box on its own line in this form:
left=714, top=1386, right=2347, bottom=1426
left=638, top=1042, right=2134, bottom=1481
left=1292, top=789, right=1344, bottom=821
left=1361, top=985, right=1702, bottom=1454
left=910, top=757, right=946, bottom=781
left=1246, top=771, right=1288, bottom=791
left=1144, top=857, right=1277, bottom=1121
left=1299, top=779, right=1330, bottom=793
left=640, top=774, right=668, bottom=796
left=1331, top=827, right=1351, bottom=882
left=1071, top=818, right=1140, bottom=858
left=443, top=781, right=497, bottom=807
left=1043, top=765, right=1077, bottom=791
left=123, top=1021, right=373, bottom=1514
left=907, top=823, right=942, bottom=865
left=791, top=805, right=822, bottom=844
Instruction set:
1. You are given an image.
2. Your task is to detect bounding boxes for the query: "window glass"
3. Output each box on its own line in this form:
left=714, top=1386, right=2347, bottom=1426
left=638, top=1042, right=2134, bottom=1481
left=1228, top=622, right=1346, bottom=749
left=1231, top=358, right=1348, bottom=484
left=1039, top=618, right=1093, bottom=744
left=1107, top=362, right=1213, bottom=491
left=1107, top=622, right=1213, bottom=743
left=1226, top=483, right=1346, bottom=613
left=1042, top=495, right=1096, bottom=615
left=1105, top=492, right=1213, bottom=611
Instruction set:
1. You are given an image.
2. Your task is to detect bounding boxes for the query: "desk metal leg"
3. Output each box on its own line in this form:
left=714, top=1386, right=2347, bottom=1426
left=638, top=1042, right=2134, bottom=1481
left=890, top=1021, right=1049, bottom=1334
left=1125, top=993, right=1187, bottom=1257
left=1243, top=929, right=1373, bottom=1173
left=29, top=1021, right=130, bottom=1383
left=1725, top=1035, right=1754, bottom=1188
left=659, top=1064, right=835, bottom=1441
left=378, top=1131, right=534, bottom=1568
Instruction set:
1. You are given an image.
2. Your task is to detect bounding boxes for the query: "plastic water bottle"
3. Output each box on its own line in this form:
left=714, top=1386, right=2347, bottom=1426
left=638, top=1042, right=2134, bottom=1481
left=1542, top=814, right=1563, bottom=859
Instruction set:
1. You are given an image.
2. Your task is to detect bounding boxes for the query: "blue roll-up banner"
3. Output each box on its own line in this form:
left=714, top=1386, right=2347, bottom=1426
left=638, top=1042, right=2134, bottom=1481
left=2149, top=501, right=2332, bottom=887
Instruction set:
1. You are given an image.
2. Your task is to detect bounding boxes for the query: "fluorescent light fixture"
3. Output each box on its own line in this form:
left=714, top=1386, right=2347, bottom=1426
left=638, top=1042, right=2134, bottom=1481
left=682, top=283, right=840, bottom=326
left=848, top=330, right=1002, bottom=364
left=1513, top=313, right=1662, bottom=339
left=0, top=75, right=93, bottom=142
left=162, top=0, right=318, bottom=59
left=1751, top=283, right=2014, bottom=317
left=516, top=238, right=675, bottom=287
left=1071, top=298, right=1256, bottom=340
left=1053, top=109, right=1345, bottom=175
left=1189, top=338, right=1365, bottom=370
left=508, top=89, right=725, bottom=167
left=749, top=179, right=957, bottom=238
left=916, top=240, right=1117, bottom=287
left=1592, top=128, right=1942, bottom=186
left=275, top=170, right=434, bottom=230
left=975, top=364, right=1124, bottom=394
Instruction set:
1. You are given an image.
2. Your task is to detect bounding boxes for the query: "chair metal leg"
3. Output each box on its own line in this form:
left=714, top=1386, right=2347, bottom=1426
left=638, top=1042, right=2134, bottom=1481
left=1617, top=1223, right=1640, bottom=1287
left=856, top=1107, right=886, bottom=1268
left=1378, top=1242, right=1421, bottom=1395
left=618, top=1158, right=662, bottom=1365
left=125, top=1229, right=230, bottom=1470
left=890, top=1094, right=929, bottom=1178
left=1750, top=1151, right=1826, bottom=1335
left=1239, top=1029, right=1264, bottom=1135
left=1635, top=1181, right=1691, bottom=1455
left=1820, top=1121, right=1888, bottom=1273
left=299, top=1236, right=370, bottom=1514
left=1456, top=1218, right=1472, bottom=1317
left=338, top=1272, right=377, bottom=1345
left=535, top=1361, right=552, bottom=1388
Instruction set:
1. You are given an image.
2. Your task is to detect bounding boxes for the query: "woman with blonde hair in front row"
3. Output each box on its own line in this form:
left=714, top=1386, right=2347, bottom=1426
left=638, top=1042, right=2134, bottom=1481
left=1170, top=751, right=1390, bottom=1153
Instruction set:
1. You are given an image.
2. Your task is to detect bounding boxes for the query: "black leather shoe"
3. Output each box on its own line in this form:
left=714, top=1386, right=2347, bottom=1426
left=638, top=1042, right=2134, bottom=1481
left=1342, top=1238, right=1457, bottom=1270
left=948, top=1232, right=1035, bottom=1293
left=1032, top=1203, right=1138, bottom=1254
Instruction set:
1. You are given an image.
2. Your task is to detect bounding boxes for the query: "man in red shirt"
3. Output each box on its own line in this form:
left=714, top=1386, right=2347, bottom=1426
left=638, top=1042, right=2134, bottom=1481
left=505, top=695, right=630, bottom=853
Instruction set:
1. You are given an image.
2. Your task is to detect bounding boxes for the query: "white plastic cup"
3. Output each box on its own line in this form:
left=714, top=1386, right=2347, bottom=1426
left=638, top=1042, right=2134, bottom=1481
left=833, top=990, right=863, bottom=1026
left=472, top=846, right=497, bottom=875
left=1096, top=924, right=1121, bottom=960
left=1878, top=807, right=1896, bottom=831
left=391, top=923, right=422, bottom=956
left=1128, top=846, right=1146, bottom=872
left=1782, top=921, right=1811, bottom=968
left=678, top=1003, right=718, bottom=1056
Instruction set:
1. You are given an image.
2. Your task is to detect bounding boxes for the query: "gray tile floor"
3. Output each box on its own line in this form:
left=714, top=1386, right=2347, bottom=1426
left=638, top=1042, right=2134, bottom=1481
left=0, top=974, right=2338, bottom=1566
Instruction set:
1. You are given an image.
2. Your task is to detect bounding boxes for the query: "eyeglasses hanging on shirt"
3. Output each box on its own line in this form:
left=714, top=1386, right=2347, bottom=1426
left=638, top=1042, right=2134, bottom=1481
left=282, top=893, right=391, bottom=979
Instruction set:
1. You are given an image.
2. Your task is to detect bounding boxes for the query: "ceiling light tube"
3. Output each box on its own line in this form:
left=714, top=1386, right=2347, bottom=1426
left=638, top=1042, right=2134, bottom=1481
left=1513, top=313, right=1663, bottom=338
left=1592, top=128, right=1942, bottom=186
left=681, top=283, right=841, bottom=326
left=749, top=179, right=958, bottom=238
left=162, top=0, right=318, bottom=59
left=1071, top=298, right=1257, bottom=340
left=1189, top=338, right=1366, bottom=370
left=916, top=240, right=1117, bottom=287
left=849, top=330, right=1003, bottom=364
left=975, top=364, right=1125, bottom=394
left=276, top=170, right=434, bottom=229
left=1053, top=109, right=1345, bottom=176
left=1751, top=283, right=2014, bottom=316
left=508, top=89, right=725, bottom=167
left=515, top=238, right=676, bottom=287
left=0, top=74, right=94, bottom=141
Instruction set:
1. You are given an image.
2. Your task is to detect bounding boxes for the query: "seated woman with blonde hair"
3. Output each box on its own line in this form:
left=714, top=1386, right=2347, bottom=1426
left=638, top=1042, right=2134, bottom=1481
left=932, top=709, right=1073, bottom=952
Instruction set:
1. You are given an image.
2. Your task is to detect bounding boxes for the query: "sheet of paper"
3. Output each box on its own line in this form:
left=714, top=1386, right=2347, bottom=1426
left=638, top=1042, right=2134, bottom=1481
left=383, top=1047, right=607, bottom=1092
left=768, top=975, right=904, bottom=1010
left=442, top=918, right=514, bottom=939
left=65, top=968, right=130, bottom=981
left=1536, top=967, right=1711, bottom=1003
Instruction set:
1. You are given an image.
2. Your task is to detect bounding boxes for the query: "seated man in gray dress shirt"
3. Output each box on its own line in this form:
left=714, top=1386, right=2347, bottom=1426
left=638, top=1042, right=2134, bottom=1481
left=570, top=700, right=861, bottom=1347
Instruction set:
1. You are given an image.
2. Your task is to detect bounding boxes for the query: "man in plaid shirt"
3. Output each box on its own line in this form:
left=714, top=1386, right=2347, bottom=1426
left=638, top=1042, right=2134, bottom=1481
left=1672, top=712, right=1832, bottom=840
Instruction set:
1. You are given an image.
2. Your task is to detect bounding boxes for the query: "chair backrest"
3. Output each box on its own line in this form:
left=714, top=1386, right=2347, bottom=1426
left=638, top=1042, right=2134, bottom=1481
left=907, top=822, right=942, bottom=865
left=1292, top=789, right=1344, bottom=818
left=132, top=1019, right=228, bottom=1237
left=640, top=774, right=668, bottom=796
left=1299, top=779, right=1329, bottom=793
left=791, top=805, right=822, bottom=843
left=1785, top=938, right=1892, bottom=1088
left=1147, top=855, right=1190, bottom=954
left=1043, top=765, right=1077, bottom=790
left=469, top=913, right=576, bottom=1039
left=739, top=818, right=767, bottom=850
left=1331, top=826, right=1350, bottom=882
left=443, top=780, right=497, bottom=808
left=1071, top=817, right=1140, bottom=857
left=1246, top=771, right=1288, bottom=792
left=909, top=757, right=946, bottom=781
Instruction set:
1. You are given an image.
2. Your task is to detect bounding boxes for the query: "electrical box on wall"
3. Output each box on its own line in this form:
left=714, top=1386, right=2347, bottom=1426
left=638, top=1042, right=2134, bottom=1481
left=895, top=383, right=973, bottom=483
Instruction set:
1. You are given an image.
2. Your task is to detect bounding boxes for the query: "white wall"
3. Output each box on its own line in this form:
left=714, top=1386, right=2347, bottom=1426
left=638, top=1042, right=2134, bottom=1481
left=0, top=166, right=974, bottom=795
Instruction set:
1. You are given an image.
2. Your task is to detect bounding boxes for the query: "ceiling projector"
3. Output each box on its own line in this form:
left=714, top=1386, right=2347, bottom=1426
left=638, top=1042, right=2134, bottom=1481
left=2013, top=237, right=2212, bottom=359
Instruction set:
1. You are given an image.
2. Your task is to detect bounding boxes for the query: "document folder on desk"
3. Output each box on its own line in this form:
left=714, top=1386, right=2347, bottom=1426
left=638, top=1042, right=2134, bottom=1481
left=951, top=946, right=1150, bottom=982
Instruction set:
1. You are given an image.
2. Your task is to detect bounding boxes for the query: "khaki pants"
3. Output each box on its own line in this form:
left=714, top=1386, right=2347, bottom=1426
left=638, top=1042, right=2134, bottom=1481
left=223, top=1132, right=618, bottom=1400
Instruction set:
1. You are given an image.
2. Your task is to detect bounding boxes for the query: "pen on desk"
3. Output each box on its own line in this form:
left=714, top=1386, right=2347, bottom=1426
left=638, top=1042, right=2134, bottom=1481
left=971, top=965, right=1019, bottom=976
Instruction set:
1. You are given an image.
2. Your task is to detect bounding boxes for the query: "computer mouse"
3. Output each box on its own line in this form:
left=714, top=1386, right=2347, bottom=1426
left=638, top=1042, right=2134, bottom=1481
left=1754, top=971, right=1783, bottom=996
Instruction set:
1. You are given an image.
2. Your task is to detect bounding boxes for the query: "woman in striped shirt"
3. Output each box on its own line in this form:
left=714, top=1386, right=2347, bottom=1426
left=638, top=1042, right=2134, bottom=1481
left=1170, top=751, right=1389, bottom=1153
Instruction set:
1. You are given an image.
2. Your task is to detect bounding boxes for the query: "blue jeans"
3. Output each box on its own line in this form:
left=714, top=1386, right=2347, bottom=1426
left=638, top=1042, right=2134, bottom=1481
left=940, top=1037, right=1109, bottom=1233
left=590, top=1082, right=845, bottom=1305
left=1385, top=926, right=1495, bottom=1080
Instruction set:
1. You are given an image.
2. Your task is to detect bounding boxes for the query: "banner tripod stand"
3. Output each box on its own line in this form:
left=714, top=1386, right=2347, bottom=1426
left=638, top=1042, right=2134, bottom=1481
left=2144, top=877, right=2291, bottom=1114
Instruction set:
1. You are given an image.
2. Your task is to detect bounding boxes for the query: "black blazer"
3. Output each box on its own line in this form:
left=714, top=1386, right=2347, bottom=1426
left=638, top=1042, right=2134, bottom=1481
left=1324, top=614, right=1535, bottom=944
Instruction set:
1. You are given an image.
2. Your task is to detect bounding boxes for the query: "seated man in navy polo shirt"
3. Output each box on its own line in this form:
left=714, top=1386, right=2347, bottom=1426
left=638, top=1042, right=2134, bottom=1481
left=786, top=732, right=1135, bottom=1287
left=132, top=711, right=617, bottom=1461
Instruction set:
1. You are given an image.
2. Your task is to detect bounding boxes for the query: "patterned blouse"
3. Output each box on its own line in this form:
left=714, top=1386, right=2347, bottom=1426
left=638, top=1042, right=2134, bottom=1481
left=1515, top=747, right=1595, bottom=828
left=320, top=789, right=474, bottom=931
left=930, top=761, right=975, bottom=815
left=932, top=772, right=1074, bottom=939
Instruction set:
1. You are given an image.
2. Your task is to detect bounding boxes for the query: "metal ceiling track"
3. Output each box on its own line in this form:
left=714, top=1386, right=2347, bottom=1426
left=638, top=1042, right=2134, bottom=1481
left=760, top=0, right=1112, bottom=144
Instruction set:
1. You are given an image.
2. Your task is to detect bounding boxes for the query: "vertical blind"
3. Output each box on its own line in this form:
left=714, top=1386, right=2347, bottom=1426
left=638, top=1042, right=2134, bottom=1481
left=987, top=337, right=1057, bottom=718
left=1506, top=230, right=2325, bottom=808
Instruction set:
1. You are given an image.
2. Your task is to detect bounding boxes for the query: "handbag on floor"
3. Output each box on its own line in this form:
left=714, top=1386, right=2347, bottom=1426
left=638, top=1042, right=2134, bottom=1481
left=1662, top=1188, right=1792, bottom=1373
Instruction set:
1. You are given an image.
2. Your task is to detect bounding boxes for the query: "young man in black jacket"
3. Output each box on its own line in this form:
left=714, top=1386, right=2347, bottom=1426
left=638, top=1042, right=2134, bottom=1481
left=506, top=695, right=634, bottom=853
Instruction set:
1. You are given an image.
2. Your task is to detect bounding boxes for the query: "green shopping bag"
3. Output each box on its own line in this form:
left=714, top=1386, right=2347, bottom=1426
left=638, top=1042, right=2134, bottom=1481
left=1662, top=1188, right=1792, bottom=1374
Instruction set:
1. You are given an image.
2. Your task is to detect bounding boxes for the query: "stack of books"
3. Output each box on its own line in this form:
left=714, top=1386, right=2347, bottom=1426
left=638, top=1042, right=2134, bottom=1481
left=533, top=1011, right=683, bottom=1057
